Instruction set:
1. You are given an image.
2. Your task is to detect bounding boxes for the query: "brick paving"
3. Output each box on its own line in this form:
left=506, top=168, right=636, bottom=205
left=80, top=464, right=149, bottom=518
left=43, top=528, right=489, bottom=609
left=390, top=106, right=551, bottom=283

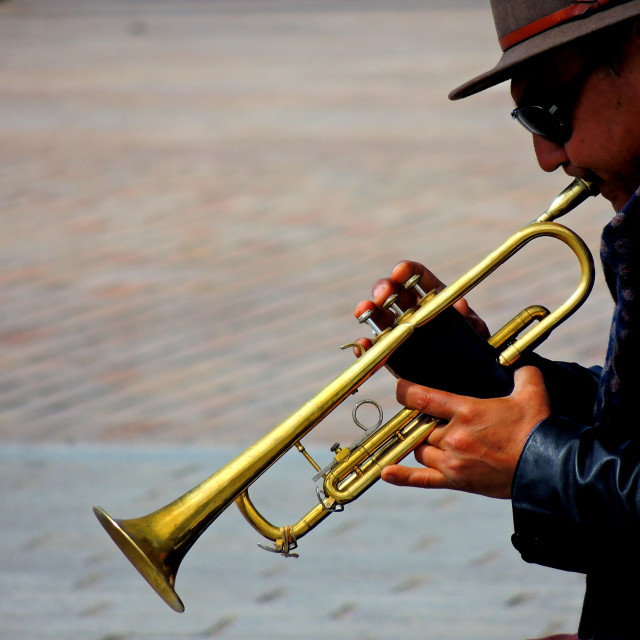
left=0, top=1, right=614, bottom=639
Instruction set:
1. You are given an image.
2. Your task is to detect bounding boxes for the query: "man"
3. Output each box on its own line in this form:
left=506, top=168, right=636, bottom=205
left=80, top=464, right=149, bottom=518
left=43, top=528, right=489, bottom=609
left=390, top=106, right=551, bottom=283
left=356, top=2, right=640, bottom=639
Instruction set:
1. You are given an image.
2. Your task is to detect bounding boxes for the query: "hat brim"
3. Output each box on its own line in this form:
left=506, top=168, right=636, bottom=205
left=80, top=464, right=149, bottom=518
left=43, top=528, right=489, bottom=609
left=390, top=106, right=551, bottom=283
left=449, top=0, right=640, bottom=100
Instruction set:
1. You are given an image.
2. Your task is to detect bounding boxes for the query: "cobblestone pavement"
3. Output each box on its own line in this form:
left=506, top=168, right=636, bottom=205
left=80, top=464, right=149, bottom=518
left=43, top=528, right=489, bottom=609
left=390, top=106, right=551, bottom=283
left=3, top=443, right=586, bottom=640
left=0, top=1, right=613, bottom=639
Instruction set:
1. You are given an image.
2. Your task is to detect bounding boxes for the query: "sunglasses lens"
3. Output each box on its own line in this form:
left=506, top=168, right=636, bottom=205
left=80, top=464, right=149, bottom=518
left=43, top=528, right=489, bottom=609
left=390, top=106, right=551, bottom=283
left=511, top=106, right=571, bottom=143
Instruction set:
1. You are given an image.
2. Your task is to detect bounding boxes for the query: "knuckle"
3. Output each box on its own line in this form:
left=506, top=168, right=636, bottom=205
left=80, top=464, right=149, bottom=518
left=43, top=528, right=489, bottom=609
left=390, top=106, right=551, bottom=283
left=413, top=387, right=437, bottom=412
left=455, top=401, right=477, bottom=425
left=446, top=430, right=469, bottom=454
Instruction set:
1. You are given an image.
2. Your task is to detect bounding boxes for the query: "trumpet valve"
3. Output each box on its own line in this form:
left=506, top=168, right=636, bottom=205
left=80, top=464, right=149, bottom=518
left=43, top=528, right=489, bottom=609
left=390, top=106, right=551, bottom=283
left=382, top=293, right=404, bottom=319
left=403, top=274, right=429, bottom=300
left=357, top=308, right=383, bottom=336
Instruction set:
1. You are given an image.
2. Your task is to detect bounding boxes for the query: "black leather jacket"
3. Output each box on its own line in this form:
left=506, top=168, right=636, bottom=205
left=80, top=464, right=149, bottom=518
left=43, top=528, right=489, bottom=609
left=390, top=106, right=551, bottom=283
left=510, top=187, right=640, bottom=639
left=511, top=358, right=640, bottom=639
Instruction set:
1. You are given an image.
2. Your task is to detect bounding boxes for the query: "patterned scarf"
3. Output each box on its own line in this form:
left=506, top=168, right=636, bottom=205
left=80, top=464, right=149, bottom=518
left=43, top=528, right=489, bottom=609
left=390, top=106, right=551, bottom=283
left=593, top=186, right=640, bottom=432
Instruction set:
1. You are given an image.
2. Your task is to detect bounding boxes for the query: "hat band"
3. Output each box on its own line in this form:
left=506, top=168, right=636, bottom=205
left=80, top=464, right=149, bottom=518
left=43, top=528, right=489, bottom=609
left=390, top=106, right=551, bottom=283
left=499, top=0, right=613, bottom=51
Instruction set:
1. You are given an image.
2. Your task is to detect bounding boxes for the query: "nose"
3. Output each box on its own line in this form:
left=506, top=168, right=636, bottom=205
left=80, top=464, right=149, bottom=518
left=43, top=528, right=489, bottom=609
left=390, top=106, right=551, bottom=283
left=532, top=134, right=569, bottom=172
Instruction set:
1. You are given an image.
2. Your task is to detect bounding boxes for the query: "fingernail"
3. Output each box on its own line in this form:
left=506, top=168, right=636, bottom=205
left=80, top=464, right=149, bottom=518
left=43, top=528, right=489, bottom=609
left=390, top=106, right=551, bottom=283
left=381, top=467, right=394, bottom=482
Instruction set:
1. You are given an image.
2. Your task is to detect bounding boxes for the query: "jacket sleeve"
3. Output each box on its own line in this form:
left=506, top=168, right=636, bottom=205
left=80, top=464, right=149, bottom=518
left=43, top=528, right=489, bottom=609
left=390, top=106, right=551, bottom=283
left=511, top=414, right=640, bottom=573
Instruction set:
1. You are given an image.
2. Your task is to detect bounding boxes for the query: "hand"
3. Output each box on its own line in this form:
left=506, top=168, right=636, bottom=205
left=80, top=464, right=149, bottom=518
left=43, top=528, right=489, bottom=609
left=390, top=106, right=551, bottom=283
left=381, top=367, right=551, bottom=498
left=353, top=260, right=489, bottom=353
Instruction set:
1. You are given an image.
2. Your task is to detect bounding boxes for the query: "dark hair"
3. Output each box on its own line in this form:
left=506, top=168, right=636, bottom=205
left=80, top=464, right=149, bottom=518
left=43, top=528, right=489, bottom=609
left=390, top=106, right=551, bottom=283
left=584, top=18, right=639, bottom=74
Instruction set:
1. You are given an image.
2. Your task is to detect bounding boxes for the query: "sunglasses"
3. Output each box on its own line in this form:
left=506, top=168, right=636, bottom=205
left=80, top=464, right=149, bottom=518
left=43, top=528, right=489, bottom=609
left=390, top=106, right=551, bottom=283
left=511, top=103, right=573, bottom=144
left=510, top=58, right=596, bottom=145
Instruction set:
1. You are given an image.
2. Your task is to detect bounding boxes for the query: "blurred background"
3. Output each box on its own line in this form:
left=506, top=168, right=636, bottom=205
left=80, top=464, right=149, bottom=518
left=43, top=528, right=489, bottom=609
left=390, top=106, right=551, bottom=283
left=0, top=1, right=613, bottom=639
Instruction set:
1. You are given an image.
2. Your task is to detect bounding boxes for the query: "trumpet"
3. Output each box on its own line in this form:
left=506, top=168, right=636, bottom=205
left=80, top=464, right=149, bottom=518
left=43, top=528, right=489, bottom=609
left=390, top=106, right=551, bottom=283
left=93, top=178, right=598, bottom=612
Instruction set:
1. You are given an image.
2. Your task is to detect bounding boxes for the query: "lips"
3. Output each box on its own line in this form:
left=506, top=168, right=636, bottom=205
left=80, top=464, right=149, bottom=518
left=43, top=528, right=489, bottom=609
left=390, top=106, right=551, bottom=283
left=563, top=165, right=599, bottom=182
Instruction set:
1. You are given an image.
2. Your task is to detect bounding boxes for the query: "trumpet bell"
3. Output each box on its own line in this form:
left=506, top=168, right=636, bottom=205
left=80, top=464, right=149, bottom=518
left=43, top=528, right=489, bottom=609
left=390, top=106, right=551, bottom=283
left=93, top=506, right=185, bottom=613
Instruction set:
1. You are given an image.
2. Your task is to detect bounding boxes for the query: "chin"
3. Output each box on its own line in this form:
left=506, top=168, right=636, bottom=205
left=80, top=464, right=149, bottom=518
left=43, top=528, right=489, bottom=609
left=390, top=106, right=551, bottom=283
left=599, top=184, right=631, bottom=213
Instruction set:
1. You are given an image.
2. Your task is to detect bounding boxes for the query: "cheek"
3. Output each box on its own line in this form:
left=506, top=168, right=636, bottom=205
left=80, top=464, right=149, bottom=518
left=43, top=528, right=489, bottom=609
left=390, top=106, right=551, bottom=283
left=569, top=91, right=634, bottom=173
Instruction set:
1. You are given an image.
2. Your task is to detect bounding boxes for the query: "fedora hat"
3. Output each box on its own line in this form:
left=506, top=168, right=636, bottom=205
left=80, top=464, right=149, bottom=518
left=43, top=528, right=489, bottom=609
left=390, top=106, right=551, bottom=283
left=449, top=0, right=640, bottom=100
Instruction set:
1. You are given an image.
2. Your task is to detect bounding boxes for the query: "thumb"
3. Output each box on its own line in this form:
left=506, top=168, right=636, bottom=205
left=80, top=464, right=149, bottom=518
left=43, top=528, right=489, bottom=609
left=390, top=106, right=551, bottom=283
left=507, top=365, right=552, bottom=448
left=512, top=365, right=550, bottom=404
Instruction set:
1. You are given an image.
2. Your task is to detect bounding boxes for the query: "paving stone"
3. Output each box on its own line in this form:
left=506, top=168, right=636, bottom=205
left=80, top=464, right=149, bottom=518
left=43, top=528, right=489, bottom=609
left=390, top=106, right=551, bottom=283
left=0, top=444, right=584, bottom=640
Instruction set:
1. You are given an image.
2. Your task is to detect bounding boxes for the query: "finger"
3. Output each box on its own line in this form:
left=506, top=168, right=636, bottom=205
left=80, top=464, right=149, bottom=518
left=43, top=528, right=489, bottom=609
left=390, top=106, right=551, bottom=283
left=390, top=261, right=490, bottom=338
left=396, top=378, right=463, bottom=422
left=351, top=337, right=372, bottom=357
left=390, top=260, right=444, bottom=294
left=412, top=439, right=446, bottom=465
left=381, top=463, right=453, bottom=489
left=451, top=297, right=490, bottom=338
left=371, top=277, right=416, bottom=312
left=353, top=299, right=395, bottom=332
left=370, top=276, right=399, bottom=301
left=389, top=261, right=444, bottom=310
left=353, top=298, right=376, bottom=320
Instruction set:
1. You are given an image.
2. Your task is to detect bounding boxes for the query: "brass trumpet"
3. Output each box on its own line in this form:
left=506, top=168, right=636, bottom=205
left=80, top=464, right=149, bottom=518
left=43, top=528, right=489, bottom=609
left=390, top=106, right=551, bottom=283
left=93, top=178, right=598, bottom=612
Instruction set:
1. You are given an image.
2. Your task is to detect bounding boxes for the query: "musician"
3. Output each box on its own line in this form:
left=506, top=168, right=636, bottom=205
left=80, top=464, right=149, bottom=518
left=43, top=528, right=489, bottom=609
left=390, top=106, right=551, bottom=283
left=356, top=2, right=640, bottom=639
